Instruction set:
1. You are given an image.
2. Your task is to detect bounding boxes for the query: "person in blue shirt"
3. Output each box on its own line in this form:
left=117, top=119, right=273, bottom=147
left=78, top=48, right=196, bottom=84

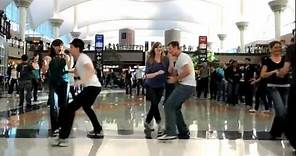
left=144, top=42, right=169, bottom=136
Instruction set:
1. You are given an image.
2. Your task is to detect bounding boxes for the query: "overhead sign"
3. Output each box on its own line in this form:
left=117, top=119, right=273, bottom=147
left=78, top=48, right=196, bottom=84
left=199, top=36, right=207, bottom=50
left=95, top=34, right=104, bottom=50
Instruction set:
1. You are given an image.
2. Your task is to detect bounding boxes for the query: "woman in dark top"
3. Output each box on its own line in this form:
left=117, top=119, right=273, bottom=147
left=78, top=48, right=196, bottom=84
left=261, top=41, right=290, bottom=139
left=47, top=39, right=71, bottom=136
left=225, top=60, right=241, bottom=105
left=144, top=42, right=168, bottom=136
left=278, top=43, right=296, bottom=149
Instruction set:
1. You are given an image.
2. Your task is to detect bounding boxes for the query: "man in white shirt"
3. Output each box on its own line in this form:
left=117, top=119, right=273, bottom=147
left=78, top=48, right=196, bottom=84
left=53, top=39, right=103, bottom=147
left=158, top=41, right=196, bottom=140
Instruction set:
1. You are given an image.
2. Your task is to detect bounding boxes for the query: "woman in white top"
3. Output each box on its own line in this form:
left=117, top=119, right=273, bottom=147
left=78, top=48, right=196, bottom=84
left=8, top=64, right=18, bottom=95
left=53, top=39, right=103, bottom=147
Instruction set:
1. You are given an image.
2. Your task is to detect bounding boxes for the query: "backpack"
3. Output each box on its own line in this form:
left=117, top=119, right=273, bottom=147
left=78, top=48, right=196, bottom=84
left=18, top=63, right=33, bottom=81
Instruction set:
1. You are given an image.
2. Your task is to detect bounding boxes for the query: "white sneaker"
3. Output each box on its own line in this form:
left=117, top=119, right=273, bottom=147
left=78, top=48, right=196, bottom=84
left=51, top=138, right=69, bottom=147
left=262, top=110, right=271, bottom=113
left=248, top=109, right=256, bottom=113
left=157, top=134, right=177, bottom=140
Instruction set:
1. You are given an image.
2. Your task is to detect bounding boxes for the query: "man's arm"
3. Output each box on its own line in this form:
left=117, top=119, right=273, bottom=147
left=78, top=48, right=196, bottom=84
left=168, top=64, right=192, bottom=83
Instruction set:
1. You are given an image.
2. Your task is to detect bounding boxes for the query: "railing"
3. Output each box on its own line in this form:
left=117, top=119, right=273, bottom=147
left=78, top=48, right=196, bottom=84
left=104, top=44, right=144, bottom=51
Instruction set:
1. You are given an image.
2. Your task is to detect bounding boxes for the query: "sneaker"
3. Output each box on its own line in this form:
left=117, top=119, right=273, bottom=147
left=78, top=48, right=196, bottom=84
left=144, top=122, right=154, bottom=131
left=51, top=138, right=69, bottom=147
left=157, top=124, right=164, bottom=137
left=262, top=110, right=271, bottom=113
left=157, top=134, right=177, bottom=140
left=178, top=131, right=190, bottom=139
left=51, top=129, right=60, bottom=137
left=248, top=109, right=256, bottom=113
left=87, top=130, right=104, bottom=139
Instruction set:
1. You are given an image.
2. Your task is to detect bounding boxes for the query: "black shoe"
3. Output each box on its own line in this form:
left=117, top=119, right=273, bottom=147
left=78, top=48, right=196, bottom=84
left=178, top=131, right=190, bottom=139
left=87, top=130, right=104, bottom=139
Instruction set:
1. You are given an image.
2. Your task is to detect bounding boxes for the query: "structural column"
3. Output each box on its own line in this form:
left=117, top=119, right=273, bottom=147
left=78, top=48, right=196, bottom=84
left=207, top=41, right=213, bottom=51
left=49, top=18, right=63, bottom=39
left=50, top=0, right=63, bottom=39
left=70, top=6, right=81, bottom=39
left=268, top=0, right=288, bottom=39
left=164, top=29, right=181, bottom=46
left=14, top=0, right=33, bottom=41
left=119, top=28, right=135, bottom=46
left=217, top=33, right=227, bottom=52
left=235, top=21, right=248, bottom=53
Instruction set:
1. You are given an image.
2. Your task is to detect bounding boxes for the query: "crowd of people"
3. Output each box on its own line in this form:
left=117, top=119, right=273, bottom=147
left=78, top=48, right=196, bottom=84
left=4, top=37, right=296, bottom=149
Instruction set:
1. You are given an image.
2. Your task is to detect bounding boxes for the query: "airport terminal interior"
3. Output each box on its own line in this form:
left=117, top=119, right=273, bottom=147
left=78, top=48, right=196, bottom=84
left=0, top=0, right=295, bottom=155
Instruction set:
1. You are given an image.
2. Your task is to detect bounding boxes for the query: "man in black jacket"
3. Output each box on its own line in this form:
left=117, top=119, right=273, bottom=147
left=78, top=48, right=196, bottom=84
left=17, top=55, right=33, bottom=108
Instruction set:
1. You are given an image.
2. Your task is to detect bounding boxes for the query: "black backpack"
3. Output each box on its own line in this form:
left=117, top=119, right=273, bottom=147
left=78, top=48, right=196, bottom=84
left=18, top=63, right=33, bottom=80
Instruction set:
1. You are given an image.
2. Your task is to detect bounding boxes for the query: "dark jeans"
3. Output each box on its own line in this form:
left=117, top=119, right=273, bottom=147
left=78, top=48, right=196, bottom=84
left=227, top=82, right=239, bottom=105
left=125, top=80, right=132, bottom=94
left=8, top=78, right=18, bottom=94
left=59, top=86, right=102, bottom=139
left=255, top=84, right=271, bottom=110
left=216, top=80, right=225, bottom=101
left=70, top=86, right=76, bottom=100
left=164, top=82, right=175, bottom=104
left=210, top=80, right=217, bottom=99
left=145, top=87, right=164, bottom=124
left=285, top=85, right=296, bottom=149
left=245, top=82, right=254, bottom=107
left=32, top=79, right=39, bottom=101
left=136, top=79, right=144, bottom=95
left=49, top=83, right=69, bottom=132
left=268, top=86, right=289, bottom=137
left=164, top=84, right=195, bottom=136
left=197, top=77, right=208, bottom=98
left=18, top=80, right=32, bottom=106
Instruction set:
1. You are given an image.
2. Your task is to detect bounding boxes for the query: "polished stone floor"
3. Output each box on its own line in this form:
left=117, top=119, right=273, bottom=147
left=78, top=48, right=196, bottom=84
left=0, top=89, right=295, bottom=156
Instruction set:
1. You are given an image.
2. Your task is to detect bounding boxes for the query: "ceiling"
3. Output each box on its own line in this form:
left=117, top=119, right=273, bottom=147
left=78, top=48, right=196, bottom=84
left=0, top=0, right=295, bottom=50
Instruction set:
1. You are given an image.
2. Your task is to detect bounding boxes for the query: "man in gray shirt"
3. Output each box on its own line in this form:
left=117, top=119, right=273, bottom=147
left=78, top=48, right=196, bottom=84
left=158, top=41, right=196, bottom=140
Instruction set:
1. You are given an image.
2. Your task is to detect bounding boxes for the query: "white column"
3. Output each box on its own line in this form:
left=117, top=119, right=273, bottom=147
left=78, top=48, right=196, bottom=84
left=50, top=0, right=63, bottom=38
left=49, top=18, right=63, bottom=38
left=236, top=21, right=248, bottom=53
left=53, top=0, right=60, bottom=18
left=70, top=6, right=81, bottom=38
left=164, top=29, right=181, bottom=45
left=268, top=0, right=287, bottom=39
left=207, top=42, right=213, bottom=51
left=14, top=0, right=33, bottom=41
left=217, top=33, right=227, bottom=51
left=119, top=28, right=135, bottom=45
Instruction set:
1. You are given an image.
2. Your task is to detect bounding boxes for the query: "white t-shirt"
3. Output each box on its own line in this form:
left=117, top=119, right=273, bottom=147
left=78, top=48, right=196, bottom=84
left=76, top=53, right=101, bottom=87
left=135, top=68, right=143, bottom=79
left=11, top=69, right=18, bottom=79
left=174, top=53, right=196, bottom=86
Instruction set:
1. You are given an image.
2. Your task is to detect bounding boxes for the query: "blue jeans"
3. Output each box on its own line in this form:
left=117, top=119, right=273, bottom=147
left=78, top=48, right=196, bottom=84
left=49, top=83, right=69, bottom=132
left=267, top=86, right=289, bottom=137
left=164, top=84, right=195, bottom=136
